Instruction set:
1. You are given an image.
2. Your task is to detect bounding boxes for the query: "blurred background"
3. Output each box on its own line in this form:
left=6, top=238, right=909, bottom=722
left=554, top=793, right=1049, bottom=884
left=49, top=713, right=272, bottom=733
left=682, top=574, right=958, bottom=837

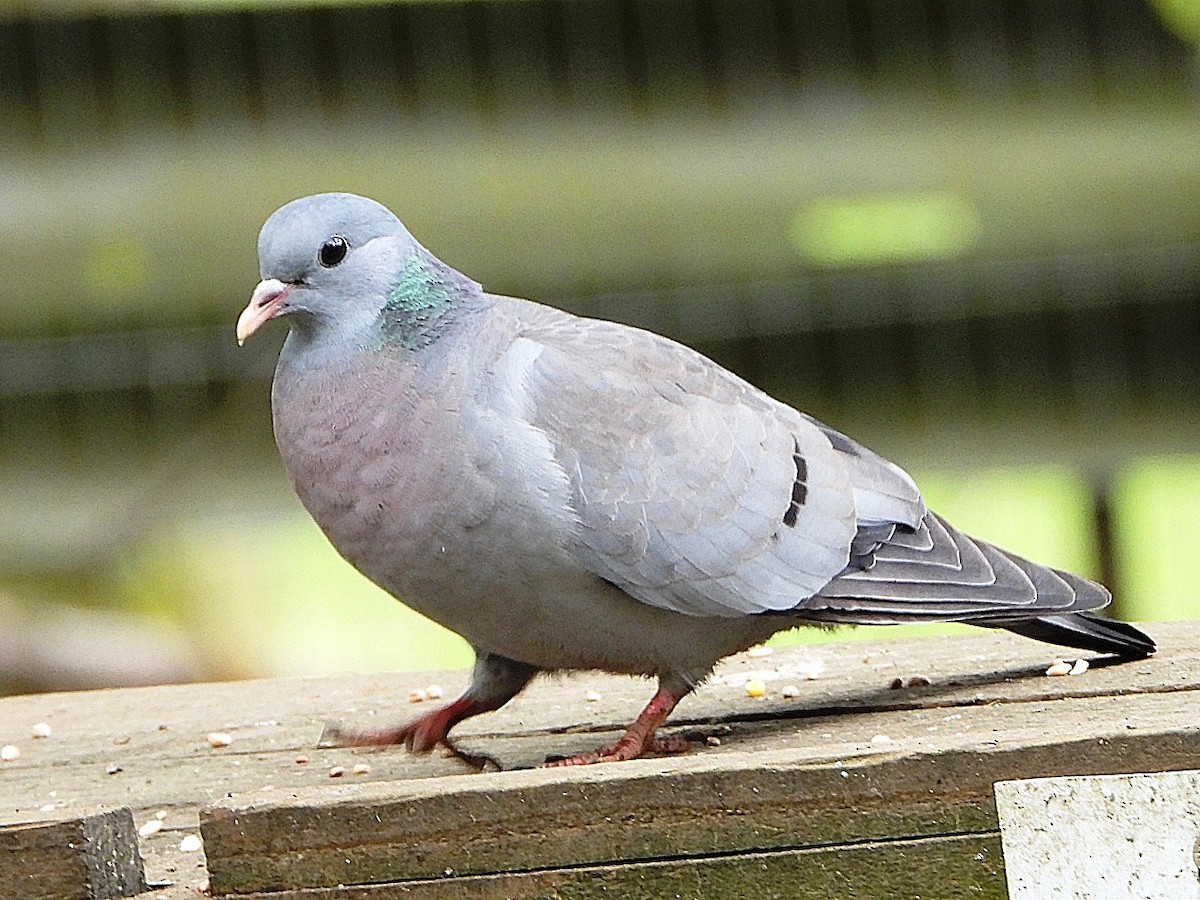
left=1, top=0, right=1197, bottom=696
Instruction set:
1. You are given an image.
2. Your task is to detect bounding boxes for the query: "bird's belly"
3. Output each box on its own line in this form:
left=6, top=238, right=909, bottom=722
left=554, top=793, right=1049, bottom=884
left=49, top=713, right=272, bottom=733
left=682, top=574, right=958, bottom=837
left=388, top=551, right=783, bottom=682
left=272, top=364, right=781, bottom=680
left=309, top=479, right=780, bottom=680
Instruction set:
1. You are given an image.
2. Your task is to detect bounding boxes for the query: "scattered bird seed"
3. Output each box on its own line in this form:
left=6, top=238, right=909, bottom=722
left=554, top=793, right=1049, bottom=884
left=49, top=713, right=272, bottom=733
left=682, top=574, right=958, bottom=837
left=705, top=736, right=722, bottom=747
left=1045, top=661, right=1072, bottom=677
left=747, top=646, right=774, bottom=658
left=889, top=677, right=904, bottom=690
left=294, top=754, right=310, bottom=765
left=179, top=834, right=203, bottom=853
left=138, top=819, right=163, bottom=838
left=585, top=690, right=602, bottom=702
left=1068, top=658, right=1089, bottom=676
left=796, top=659, right=824, bottom=680
left=744, top=679, right=767, bottom=698
left=106, top=764, right=123, bottom=775
left=113, top=735, right=131, bottom=746
left=30, top=722, right=52, bottom=739
left=426, top=684, right=444, bottom=699
left=1, top=745, right=19, bottom=761
left=907, top=676, right=932, bottom=688
left=407, top=688, right=427, bottom=703
left=39, top=803, right=55, bottom=812
left=206, top=732, right=233, bottom=748
left=352, top=763, right=372, bottom=776
left=328, top=766, right=345, bottom=778
left=781, top=684, right=800, bottom=699
left=870, top=734, right=893, bottom=746
left=155, top=810, right=168, bottom=821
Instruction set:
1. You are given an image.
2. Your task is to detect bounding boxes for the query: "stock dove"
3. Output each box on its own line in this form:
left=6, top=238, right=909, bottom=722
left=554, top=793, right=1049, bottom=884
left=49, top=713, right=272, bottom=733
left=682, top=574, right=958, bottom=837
left=237, top=193, right=1153, bottom=766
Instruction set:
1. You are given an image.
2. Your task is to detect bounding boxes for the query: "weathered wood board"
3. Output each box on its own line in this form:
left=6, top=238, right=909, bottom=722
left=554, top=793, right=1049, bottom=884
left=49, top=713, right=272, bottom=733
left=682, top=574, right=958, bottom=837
left=0, top=807, right=146, bottom=900
left=0, top=622, right=1196, bottom=898
left=214, top=833, right=1007, bottom=900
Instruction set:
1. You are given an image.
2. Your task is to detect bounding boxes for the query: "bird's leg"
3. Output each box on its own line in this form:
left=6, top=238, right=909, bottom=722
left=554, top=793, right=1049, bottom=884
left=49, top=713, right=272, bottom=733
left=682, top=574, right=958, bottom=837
left=542, top=682, right=691, bottom=767
left=319, top=652, right=539, bottom=768
left=319, top=695, right=499, bottom=768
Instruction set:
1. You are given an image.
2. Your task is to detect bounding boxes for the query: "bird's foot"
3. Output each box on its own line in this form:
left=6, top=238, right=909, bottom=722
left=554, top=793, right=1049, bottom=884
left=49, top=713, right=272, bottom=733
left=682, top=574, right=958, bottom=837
left=318, top=696, right=498, bottom=769
left=542, top=732, right=690, bottom=767
left=540, top=684, right=689, bottom=767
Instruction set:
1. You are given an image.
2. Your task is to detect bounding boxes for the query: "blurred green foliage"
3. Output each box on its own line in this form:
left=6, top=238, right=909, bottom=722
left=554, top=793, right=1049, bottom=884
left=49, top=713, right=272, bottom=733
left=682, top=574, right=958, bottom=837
left=1, top=0, right=1195, bottom=693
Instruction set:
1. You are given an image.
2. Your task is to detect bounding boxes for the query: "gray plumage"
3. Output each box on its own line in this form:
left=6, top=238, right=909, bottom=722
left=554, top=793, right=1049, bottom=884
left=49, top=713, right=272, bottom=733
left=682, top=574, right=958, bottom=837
left=238, top=192, right=1153, bottom=765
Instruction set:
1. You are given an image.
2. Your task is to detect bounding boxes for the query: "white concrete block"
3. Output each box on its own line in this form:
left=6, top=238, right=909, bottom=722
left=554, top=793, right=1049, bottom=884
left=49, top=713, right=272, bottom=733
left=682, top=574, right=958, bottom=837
left=995, top=769, right=1200, bottom=900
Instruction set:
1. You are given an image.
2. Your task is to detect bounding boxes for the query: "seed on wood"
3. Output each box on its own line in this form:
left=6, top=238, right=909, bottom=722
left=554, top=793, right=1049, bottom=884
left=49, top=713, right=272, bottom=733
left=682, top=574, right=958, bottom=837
left=138, top=819, right=163, bottom=838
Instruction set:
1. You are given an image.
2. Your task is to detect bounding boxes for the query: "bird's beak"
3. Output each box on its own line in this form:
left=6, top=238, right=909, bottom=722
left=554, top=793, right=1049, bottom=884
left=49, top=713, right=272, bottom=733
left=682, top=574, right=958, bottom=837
left=236, top=279, right=292, bottom=345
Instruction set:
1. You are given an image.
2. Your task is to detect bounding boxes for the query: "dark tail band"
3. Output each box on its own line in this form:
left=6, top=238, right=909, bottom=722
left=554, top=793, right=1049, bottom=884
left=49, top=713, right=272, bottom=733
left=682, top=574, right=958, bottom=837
left=995, top=612, right=1155, bottom=660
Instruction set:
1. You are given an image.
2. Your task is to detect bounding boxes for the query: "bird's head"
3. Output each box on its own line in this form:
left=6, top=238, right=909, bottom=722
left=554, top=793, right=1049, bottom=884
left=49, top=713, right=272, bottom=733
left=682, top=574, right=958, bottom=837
left=237, top=192, right=474, bottom=351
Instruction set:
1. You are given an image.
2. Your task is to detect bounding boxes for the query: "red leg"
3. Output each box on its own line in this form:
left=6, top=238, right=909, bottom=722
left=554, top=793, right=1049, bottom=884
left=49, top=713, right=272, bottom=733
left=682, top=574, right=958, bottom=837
left=542, top=685, right=691, bottom=767
left=320, top=695, right=480, bottom=750
left=319, top=695, right=496, bottom=767
left=318, top=652, right=539, bottom=769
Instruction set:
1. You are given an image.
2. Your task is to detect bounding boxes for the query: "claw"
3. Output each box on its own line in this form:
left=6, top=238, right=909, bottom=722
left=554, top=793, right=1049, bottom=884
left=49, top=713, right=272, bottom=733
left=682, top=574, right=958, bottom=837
left=539, top=685, right=688, bottom=767
left=317, top=720, right=346, bottom=748
left=314, top=696, right=502, bottom=769
left=543, top=733, right=690, bottom=767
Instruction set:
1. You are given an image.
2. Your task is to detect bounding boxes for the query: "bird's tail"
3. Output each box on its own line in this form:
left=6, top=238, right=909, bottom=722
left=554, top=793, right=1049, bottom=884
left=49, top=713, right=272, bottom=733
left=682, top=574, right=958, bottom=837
left=803, top=511, right=1155, bottom=660
left=993, top=611, right=1155, bottom=660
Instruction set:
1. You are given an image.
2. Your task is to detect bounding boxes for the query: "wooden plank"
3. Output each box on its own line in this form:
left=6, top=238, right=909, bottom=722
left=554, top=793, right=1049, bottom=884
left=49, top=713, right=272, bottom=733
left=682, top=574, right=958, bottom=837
left=996, top=769, right=1200, bottom=899
left=224, top=833, right=1007, bottom=900
left=0, top=622, right=1196, bottom=899
left=0, top=807, right=146, bottom=900
left=200, top=689, right=1200, bottom=895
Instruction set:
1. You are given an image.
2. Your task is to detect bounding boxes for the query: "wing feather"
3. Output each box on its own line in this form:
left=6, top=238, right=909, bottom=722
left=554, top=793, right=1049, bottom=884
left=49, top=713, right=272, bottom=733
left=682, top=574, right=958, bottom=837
left=505, top=304, right=857, bottom=617
left=491, top=297, right=1112, bottom=627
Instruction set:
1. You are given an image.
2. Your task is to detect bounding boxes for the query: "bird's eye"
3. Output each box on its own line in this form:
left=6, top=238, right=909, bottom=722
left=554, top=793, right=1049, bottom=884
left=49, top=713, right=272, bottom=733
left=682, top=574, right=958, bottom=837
left=318, top=236, right=349, bottom=268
